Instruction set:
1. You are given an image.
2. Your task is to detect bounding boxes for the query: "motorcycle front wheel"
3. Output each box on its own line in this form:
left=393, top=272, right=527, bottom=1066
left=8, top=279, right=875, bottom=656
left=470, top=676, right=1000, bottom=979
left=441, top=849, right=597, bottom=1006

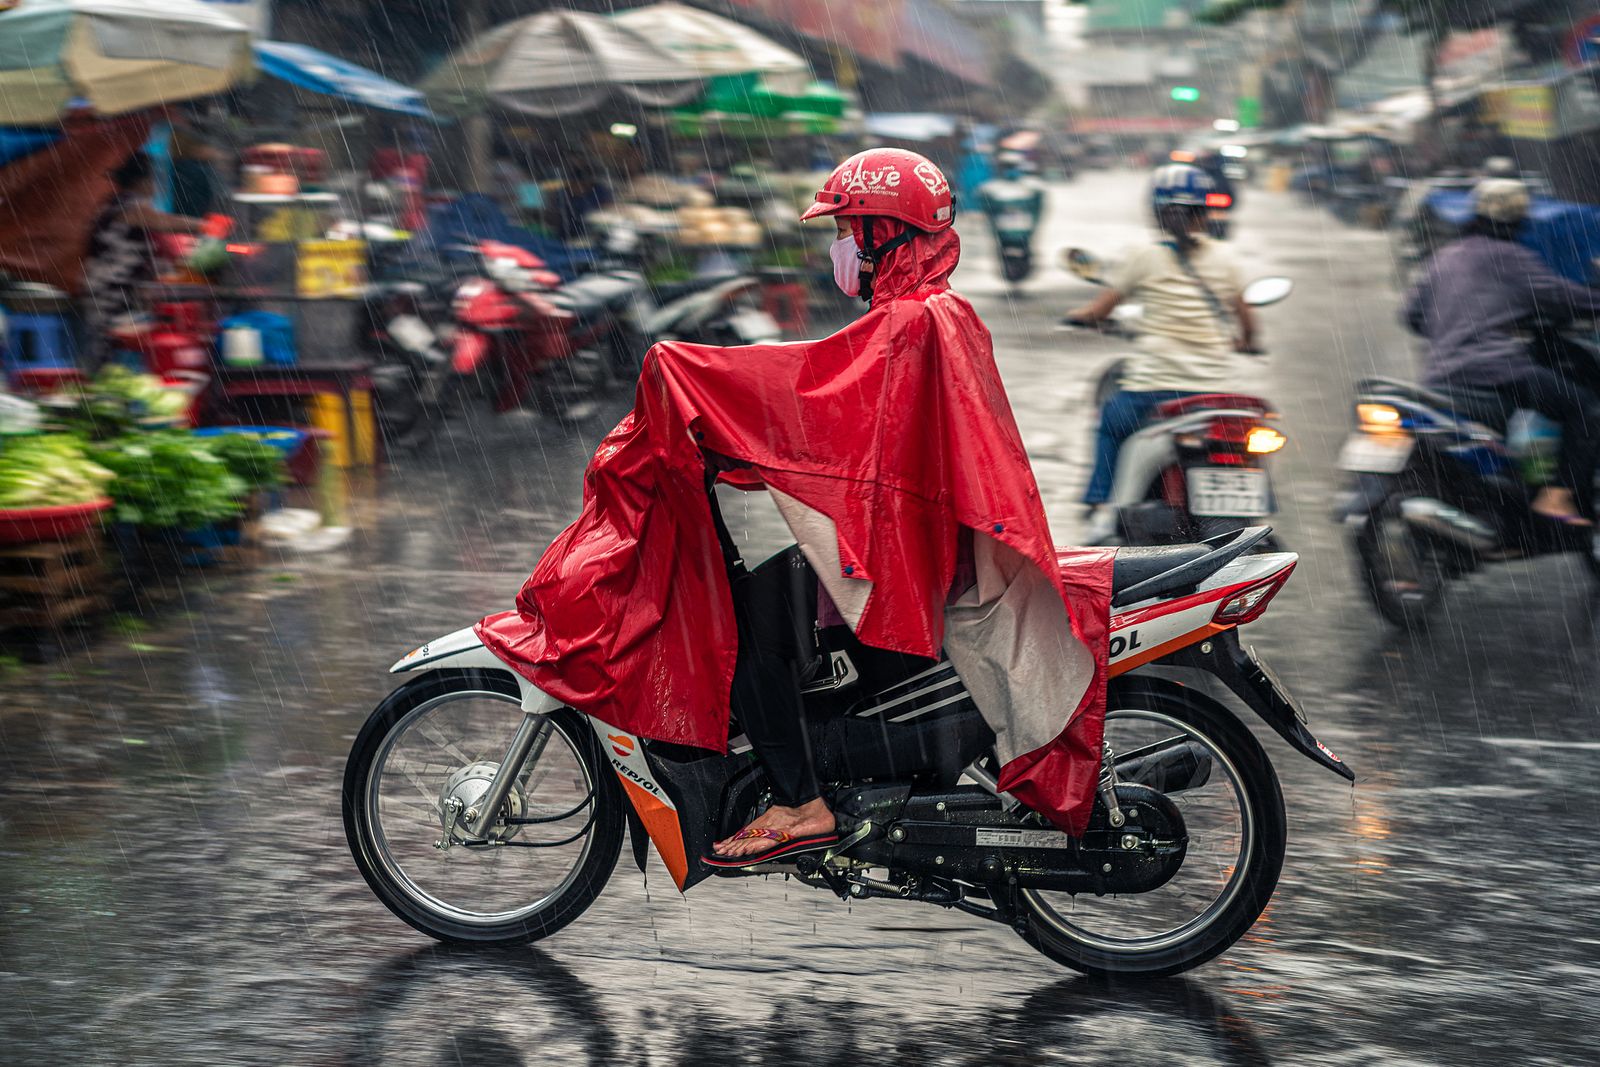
left=1356, top=501, right=1446, bottom=627
left=1017, top=681, right=1286, bottom=978
left=343, top=669, right=623, bottom=946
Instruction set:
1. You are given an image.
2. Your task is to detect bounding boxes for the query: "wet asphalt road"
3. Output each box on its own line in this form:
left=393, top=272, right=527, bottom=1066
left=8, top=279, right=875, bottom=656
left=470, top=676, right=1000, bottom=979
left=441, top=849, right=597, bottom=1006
left=5, top=172, right=1600, bottom=1066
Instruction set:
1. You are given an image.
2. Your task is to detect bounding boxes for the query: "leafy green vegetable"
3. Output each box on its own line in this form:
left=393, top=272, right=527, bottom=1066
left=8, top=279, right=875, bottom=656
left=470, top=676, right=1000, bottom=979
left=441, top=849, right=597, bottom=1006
left=93, top=366, right=191, bottom=417
left=0, top=435, right=114, bottom=508
left=41, top=366, right=191, bottom=439
left=89, top=432, right=248, bottom=529
left=203, top=433, right=285, bottom=492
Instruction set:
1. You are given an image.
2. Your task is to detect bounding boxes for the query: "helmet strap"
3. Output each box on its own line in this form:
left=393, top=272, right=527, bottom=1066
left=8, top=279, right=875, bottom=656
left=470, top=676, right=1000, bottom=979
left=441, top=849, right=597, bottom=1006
left=856, top=217, right=918, bottom=305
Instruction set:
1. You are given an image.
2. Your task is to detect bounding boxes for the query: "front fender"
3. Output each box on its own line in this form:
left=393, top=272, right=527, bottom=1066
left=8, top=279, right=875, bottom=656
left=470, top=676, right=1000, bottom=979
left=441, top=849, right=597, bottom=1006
left=391, top=626, right=560, bottom=714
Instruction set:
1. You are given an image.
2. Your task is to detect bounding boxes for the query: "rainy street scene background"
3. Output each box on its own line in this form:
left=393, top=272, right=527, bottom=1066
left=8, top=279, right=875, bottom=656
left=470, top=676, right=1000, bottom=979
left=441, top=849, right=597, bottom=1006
left=4, top=0, right=1600, bottom=1064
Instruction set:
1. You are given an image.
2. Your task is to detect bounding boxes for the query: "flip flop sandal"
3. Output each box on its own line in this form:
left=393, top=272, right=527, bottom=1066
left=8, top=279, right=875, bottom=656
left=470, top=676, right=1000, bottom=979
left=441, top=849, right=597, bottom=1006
left=1533, top=509, right=1594, bottom=528
left=703, top=827, right=841, bottom=869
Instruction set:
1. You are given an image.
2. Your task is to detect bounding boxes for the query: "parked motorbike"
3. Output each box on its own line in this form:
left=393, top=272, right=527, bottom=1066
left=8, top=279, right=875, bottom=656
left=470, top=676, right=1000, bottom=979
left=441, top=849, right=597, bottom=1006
left=1061, top=249, right=1295, bottom=546
left=343, top=476, right=1353, bottom=979
left=1335, top=322, right=1600, bottom=626
left=592, top=221, right=782, bottom=351
left=362, top=240, right=611, bottom=445
left=977, top=175, right=1045, bottom=286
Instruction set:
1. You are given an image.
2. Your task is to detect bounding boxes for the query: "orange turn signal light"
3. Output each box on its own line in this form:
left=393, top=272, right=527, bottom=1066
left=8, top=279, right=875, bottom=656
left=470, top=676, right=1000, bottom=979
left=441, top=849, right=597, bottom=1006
left=1245, top=426, right=1286, bottom=454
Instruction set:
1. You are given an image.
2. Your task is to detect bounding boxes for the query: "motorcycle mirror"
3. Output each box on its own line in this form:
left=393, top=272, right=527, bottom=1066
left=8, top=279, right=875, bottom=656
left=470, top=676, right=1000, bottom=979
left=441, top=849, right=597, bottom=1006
left=1243, top=277, right=1294, bottom=307
left=1062, top=247, right=1104, bottom=283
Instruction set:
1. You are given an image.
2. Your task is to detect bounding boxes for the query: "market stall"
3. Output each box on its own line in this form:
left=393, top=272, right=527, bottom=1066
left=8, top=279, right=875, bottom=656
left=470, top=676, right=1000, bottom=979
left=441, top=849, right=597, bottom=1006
left=0, top=371, right=290, bottom=652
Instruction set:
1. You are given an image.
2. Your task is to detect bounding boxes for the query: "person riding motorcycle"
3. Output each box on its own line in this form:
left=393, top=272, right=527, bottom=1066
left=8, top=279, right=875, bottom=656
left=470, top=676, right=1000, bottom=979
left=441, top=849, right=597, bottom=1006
left=477, top=148, right=1113, bottom=870
left=1403, top=177, right=1600, bottom=525
left=1066, top=164, right=1258, bottom=537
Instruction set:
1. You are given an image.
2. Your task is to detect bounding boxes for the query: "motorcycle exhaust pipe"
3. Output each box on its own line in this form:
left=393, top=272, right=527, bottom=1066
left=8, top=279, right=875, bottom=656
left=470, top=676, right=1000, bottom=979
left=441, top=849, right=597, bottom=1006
left=1399, top=497, right=1497, bottom=551
left=1115, top=740, right=1213, bottom=794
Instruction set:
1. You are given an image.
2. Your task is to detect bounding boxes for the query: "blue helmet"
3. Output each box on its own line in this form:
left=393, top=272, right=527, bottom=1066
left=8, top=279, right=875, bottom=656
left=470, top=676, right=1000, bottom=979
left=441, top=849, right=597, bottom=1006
left=1150, top=163, right=1216, bottom=213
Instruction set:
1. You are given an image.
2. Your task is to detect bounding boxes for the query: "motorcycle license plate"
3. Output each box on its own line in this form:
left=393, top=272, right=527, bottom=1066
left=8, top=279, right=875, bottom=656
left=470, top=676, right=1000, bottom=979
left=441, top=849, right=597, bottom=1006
left=1187, top=467, right=1270, bottom=517
left=1339, top=433, right=1413, bottom=473
left=997, top=211, right=1033, bottom=231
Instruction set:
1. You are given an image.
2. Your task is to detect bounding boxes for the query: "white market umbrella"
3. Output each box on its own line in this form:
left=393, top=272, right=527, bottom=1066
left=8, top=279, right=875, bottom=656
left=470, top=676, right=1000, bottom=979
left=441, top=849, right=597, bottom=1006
left=0, top=0, right=254, bottom=125
left=610, top=2, right=809, bottom=89
left=421, top=9, right=703, bottom=119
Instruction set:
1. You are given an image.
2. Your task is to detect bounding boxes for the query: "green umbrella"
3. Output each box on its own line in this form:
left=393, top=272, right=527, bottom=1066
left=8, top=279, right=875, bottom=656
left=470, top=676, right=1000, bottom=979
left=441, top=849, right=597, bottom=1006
left=0, top=0, right=254, bottom=125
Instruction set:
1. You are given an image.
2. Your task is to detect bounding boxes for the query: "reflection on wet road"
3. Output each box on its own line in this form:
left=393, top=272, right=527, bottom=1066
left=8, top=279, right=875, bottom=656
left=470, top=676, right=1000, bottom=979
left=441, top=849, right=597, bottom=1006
left=3, top=175, right=1599, bottom=1065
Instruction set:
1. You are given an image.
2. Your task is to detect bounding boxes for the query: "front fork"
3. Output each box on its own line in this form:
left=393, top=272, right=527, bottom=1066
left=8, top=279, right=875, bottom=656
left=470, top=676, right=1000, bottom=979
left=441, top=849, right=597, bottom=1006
left=463, top=712, right=554, bottom=838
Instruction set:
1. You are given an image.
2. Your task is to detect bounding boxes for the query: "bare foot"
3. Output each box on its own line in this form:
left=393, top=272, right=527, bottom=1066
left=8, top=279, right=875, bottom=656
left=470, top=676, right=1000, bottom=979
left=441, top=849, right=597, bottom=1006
left=1531, top=487, right=1592, bottom=526
left=713, top=797, right=835, bottom=859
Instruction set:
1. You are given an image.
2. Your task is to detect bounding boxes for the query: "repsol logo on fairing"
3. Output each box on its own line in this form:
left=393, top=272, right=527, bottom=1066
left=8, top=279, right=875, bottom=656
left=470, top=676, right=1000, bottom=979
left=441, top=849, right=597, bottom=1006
left=1108, top=630, right=1143, bottom=659
left=610, top=755, right=662, bottom=798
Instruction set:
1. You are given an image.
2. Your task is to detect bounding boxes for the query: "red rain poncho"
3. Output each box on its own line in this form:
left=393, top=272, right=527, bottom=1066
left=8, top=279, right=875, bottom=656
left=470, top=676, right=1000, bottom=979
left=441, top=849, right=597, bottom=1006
left=478, top=223, right=1114, bottom=832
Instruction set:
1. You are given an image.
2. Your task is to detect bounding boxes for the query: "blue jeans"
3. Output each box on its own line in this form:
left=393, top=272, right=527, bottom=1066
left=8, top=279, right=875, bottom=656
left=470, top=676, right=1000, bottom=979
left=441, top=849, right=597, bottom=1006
left=1084, top=390, right=1199, bottom=505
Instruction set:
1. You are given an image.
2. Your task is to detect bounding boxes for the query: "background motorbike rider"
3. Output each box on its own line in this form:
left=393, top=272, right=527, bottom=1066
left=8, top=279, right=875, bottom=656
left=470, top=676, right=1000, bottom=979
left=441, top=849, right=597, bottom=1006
left=1065, top=163, right=1258, bottom=539
left=1403, top=177, right=1600, bottom=526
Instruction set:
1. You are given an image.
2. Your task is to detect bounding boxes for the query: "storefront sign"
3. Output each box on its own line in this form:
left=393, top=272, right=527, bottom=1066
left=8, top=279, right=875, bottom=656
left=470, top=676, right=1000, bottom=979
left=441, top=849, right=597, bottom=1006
left=1492, top=84, right=1557, bottom=139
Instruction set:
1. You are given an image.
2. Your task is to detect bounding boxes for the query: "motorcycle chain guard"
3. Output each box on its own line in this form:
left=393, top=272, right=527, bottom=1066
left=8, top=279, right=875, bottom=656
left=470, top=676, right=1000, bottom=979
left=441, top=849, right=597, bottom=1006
left=833, top=783, right=1187, bottom=896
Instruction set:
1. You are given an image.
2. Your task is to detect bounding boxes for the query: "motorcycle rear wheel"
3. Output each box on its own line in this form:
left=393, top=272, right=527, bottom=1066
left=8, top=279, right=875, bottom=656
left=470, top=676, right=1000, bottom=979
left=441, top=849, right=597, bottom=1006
left=1017, top=681, right=1286, bottom=978
left=343, top=669, right=623, bottom=946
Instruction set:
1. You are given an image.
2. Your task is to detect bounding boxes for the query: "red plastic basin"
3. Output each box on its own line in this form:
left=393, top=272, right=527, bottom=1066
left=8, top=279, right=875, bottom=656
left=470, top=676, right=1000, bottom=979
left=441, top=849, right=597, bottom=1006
left=0, top=498, right=113, bottom=544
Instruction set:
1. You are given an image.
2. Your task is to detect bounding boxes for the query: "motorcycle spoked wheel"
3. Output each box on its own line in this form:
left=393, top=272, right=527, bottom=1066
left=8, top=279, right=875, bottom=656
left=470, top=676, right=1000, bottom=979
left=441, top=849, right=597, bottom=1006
left=343, top=669, right=624, bottom=946
left=1017, top=680, right=1286, bottom=979
left=1356, top=499, right=1447, bottom=627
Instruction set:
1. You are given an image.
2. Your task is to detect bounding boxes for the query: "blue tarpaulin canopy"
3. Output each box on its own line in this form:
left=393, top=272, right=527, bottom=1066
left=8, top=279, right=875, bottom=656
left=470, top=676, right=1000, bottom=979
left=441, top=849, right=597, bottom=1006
left=0, top=126, right=60, bottom=167
left=254, top=41, right=434, bottom=119
left=1426, top=188, right=1600, bottom=285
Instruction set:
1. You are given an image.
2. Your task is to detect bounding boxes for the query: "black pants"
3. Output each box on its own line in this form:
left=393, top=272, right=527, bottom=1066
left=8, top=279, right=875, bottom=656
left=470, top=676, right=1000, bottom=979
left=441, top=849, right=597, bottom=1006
left=1450, top=366, right=1600, bottom=504
left=729, top=552, right=821, bottom=808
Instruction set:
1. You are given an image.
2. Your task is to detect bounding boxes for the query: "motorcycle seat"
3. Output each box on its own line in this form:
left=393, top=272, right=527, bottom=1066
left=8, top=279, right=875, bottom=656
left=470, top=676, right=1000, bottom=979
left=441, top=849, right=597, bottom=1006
left=544, top=288, right=608, bottom=324
left=1155, top=393, right=1272, bottom=418
left=1356, top=377, right=1497, bottom=415
left=651, top=273, right=743, bottom=306
left=562, top=272, right=641, bottom=311
left=1111, top=543, right=1213, bottom=594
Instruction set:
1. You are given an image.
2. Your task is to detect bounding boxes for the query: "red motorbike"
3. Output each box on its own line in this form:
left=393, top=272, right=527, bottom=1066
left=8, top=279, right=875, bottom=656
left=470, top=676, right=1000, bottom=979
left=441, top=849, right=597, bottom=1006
left=366, top=240, right=612, bottom=446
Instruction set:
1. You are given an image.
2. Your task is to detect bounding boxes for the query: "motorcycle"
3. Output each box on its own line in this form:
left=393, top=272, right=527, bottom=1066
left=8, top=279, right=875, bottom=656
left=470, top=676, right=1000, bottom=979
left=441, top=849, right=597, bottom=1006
left=977, top=176, right=1045, bottom=286
left=1335, top=322, right=1600, bottom=626
left=343, top=481, right=1353, bottom=979
left=362, top=240, right=610, bottom=445
left=1062, top=249, right=1295, bottom=547
left=589, top=221, right=782, bottom=351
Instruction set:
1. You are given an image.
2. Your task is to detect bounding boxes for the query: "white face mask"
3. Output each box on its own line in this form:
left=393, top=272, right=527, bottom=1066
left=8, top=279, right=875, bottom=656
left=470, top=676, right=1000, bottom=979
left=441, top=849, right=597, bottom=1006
left=830, top=235, right=861, bottom=297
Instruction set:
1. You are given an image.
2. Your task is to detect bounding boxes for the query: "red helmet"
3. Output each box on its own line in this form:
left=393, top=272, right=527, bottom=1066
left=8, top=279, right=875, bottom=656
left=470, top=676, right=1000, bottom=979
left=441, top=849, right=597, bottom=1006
left=800, top=148, right=954, bottom=233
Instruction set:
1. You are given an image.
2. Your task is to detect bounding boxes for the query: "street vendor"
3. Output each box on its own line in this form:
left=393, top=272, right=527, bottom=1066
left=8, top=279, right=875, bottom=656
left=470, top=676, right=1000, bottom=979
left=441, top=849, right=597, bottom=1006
left=81, top=151, right=206, bottom=369
left=477, top=148, right=1112, bottom=869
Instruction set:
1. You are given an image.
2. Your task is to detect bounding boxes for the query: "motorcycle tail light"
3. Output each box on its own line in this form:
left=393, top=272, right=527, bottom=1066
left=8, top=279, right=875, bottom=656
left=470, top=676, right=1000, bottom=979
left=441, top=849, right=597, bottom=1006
left=1357, top=402, right=1404, bottom=433
left=1246, top=427, right=1287, bottom=454
left=1212, top=565, right=1295, bottom=626
left=1205, top=193, right=1233, bottom=208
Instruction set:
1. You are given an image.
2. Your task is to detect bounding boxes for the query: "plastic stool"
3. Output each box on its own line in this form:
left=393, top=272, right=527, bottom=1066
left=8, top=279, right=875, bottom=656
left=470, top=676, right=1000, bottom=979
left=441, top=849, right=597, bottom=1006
left=761, top=280, right=810, bottom=338
left=1, top=312, right=78, bottom=376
